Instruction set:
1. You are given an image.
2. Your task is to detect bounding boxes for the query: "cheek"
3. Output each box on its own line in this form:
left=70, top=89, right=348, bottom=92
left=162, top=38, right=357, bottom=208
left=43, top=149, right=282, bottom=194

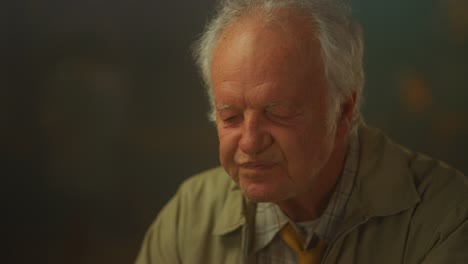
left=279, top=134, right=307, bottom=165
left=272, top=127, right=322, bottom=168
left=294, top=124, right=335, bottom=167
left=217, top=128, right=240, bottom=167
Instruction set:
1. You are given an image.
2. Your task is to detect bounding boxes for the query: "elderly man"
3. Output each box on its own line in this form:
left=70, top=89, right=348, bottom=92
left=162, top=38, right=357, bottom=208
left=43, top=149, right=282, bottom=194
left=135, top=0, right=468, bottom=263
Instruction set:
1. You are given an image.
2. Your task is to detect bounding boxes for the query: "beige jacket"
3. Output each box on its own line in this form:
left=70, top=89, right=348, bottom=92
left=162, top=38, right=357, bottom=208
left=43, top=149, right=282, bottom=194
left=135, top=125, right=468, bottom=263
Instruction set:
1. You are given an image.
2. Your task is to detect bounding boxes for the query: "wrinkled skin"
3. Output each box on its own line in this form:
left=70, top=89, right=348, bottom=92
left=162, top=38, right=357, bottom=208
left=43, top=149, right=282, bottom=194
left=210, top=10, right=355, bottom=221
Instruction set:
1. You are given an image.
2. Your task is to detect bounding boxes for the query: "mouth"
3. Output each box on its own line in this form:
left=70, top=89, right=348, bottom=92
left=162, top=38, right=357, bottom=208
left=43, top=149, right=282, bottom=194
left=239, top=161, right=276, bottom=170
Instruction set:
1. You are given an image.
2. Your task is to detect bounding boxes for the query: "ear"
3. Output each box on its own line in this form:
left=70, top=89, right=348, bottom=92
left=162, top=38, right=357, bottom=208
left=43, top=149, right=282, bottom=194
left=336, top=91, right=357, bottom=138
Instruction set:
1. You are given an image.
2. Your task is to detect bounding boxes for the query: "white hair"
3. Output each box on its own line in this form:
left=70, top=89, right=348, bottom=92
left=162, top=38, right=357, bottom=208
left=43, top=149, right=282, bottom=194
left=193, top=0, right=365, bottom=134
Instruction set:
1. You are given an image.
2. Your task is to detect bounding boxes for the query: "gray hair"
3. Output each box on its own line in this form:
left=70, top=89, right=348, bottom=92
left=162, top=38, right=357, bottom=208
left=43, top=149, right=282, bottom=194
left=193, top=0, right=364, bottom=133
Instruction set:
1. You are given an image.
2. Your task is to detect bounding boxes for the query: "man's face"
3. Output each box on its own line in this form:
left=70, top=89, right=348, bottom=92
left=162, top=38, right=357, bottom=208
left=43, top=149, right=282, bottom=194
left=210, top=13, right=340, bottom=203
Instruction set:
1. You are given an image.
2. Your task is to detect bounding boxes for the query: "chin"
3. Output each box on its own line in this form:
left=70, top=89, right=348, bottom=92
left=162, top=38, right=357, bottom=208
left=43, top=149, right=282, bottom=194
left=239, top=178, right=291, bottom=203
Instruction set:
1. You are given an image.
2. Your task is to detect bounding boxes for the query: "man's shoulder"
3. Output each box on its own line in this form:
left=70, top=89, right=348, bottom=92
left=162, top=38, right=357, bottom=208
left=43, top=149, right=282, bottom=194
left=167, top=167, right=246, bottom=237
left=136, top=167, right=244, bottom=263
left=360, top=124, right=466, bottom=189
left=383, top=126, right=465, bottom=199
left=173, top=166, right=243, bottom=214
left=178, top=166, right=237, bottom=198
left=350, top=125, right=468, bottom=262
left=359, top=124, right=468, bottom=215
left=154, top=166, right=242, bottom=227
left=408, top=149, right=467, bottom=199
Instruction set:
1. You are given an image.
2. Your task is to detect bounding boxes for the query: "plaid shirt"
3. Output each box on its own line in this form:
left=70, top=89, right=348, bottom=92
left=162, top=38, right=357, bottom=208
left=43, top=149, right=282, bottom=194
left=255, top=133, right=360, bottom=263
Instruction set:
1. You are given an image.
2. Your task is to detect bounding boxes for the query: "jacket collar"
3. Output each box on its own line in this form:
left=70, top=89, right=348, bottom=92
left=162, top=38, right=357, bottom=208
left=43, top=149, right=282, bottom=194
left=343, top=124, right=421, bottom=222
left=212, top=180, right=247, bottom=235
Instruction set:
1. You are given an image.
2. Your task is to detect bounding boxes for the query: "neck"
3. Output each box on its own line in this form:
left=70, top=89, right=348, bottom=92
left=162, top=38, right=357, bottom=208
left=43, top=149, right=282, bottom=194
left=277, top=139, right=349, bottom=222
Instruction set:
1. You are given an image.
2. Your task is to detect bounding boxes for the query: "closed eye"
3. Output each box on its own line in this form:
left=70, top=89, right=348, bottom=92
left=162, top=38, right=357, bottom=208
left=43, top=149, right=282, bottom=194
left=223, top=115, right=241, bottom=123
left=265, top=109, right=295, bottom=120
left=264, top=106, right=304, bottom=124
left=216, top=105, right=242, bottom=126
left=265, top=113, right=286, bottom=121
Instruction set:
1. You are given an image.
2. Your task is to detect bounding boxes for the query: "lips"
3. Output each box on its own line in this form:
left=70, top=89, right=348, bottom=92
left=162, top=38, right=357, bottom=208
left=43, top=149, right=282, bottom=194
left=240, top=161, right=276, bottom=169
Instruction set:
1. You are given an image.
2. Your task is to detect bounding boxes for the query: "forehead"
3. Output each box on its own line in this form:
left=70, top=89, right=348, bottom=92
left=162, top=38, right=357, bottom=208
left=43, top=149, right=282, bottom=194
left=210, top=9, right=327, bottom=103
left=212, top=10, right=320, bottom=70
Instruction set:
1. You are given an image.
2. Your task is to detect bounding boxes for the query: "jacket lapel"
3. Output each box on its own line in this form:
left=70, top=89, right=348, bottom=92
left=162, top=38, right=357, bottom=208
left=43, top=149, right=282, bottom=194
left=212, top=182, right=246, bottom=235
left=347, top=125, right=421, bottom=219
left=323, top=125, right=421, bottom=263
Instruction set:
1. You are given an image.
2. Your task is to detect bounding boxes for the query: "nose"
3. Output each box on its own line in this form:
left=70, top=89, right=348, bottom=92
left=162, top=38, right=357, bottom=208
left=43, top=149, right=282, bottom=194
left=239, top=111, right=273, bottom=155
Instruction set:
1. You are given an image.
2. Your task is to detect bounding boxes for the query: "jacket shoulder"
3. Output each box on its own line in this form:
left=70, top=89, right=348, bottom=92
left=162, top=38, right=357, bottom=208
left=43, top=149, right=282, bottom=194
left=407, top=152, right=468, bottom=263
left=178, top=166, right=236, bottom=200
left=408, top=151, right=467, bottom=199
left=366, top=125, right=468, bottom=261
left=360, top=124, right=467, bottom=202
left=351, top=125, right=468, bottom=263
left=135, top=167, right=244, bottom=264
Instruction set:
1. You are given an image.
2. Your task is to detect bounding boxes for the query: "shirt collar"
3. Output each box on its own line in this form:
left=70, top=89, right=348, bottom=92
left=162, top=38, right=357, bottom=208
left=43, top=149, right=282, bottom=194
left=314, top=132, right=359, bottom=242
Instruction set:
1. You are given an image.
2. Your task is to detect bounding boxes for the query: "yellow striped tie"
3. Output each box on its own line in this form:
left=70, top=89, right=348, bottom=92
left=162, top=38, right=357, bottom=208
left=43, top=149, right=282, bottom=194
left=280, top=223, right=326, bottom=264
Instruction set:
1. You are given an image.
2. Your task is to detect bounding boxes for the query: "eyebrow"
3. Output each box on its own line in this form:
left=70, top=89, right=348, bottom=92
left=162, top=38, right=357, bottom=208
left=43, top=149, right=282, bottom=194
left=215, top=104, right=233, bottom=111
left=265, top=101, right=295, bottom=109
left=216, top=101, right=288, bottom=111
left=265, top=101, right=284, bottom=107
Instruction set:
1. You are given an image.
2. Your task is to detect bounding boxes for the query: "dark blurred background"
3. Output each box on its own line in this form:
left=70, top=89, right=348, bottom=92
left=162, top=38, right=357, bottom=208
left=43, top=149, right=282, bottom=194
left=3, top=0, right=467, bottom=263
